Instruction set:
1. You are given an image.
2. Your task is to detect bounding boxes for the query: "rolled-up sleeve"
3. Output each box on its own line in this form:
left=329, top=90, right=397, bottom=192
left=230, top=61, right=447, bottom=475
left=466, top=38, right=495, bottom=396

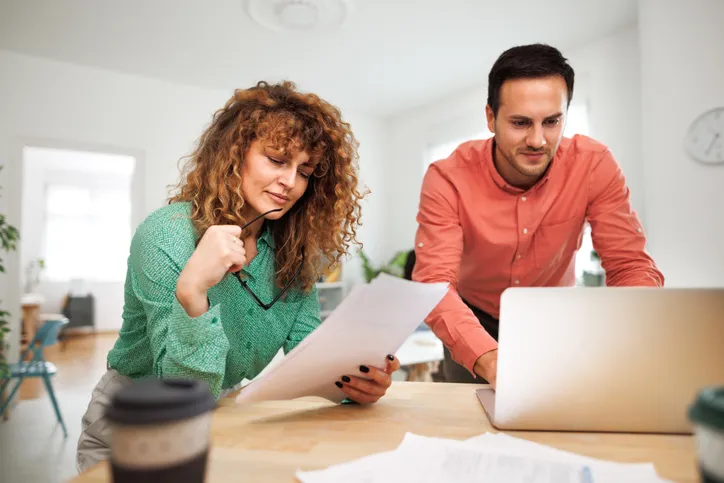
left=412, top=165, right=498, bottom=376
left=587, top=150, right=664, bottom=287
left=129, top=220, right=230, bottom=399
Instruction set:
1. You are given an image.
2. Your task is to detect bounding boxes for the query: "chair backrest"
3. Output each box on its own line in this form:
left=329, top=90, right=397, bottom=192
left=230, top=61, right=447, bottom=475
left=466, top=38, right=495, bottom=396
left=24, top=317, right=69, bottom=362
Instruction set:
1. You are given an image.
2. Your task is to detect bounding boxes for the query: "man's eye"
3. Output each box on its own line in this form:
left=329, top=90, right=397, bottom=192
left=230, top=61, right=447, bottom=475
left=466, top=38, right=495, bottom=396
left=512, top=121, right=528, bottom=127
left=545, top=119, right=561, bottom=127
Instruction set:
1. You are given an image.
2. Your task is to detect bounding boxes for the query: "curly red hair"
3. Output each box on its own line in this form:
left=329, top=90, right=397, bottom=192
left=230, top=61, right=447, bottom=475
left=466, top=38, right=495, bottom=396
left=169, top=81, right=366, bottom=292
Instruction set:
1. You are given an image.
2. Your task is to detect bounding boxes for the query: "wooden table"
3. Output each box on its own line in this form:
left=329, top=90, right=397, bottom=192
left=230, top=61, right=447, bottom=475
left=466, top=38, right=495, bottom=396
left=69, top=382, right=698, bottom=483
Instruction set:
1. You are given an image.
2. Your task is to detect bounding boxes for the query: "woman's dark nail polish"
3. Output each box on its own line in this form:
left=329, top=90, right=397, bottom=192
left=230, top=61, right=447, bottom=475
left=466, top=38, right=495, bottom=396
left=335, top=381, right=343, bottom=388
left=387, top=354, right=395, bottom=361
left=342, top=376, right=351, bottom=383
left=360, top=365, right=370, bottom=373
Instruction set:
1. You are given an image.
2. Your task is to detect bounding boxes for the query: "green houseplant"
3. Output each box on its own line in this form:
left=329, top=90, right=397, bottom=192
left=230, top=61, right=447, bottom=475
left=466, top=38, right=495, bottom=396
left=358, top=249, right=410, bottom=283
left=0, top=166, right=20, bottom=378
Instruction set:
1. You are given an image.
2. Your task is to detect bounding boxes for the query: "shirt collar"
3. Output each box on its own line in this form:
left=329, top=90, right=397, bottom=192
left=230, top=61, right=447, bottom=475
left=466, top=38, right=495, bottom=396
left=258, top=223, right=276, bottom=249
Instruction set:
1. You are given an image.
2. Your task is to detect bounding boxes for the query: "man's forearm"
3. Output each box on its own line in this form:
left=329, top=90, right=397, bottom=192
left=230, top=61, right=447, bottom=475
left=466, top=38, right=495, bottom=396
left=424, top=288, right=498, bottom=375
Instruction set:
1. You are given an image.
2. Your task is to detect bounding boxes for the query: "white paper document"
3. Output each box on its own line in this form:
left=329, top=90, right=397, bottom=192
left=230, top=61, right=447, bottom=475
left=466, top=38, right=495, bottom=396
left=296, top=433, right=591, bottom=483
left=295, top=432, right=669, bottom=483
left=236, top=274, right=448, bottom=404
left=465, top=433, right=668, bottom=483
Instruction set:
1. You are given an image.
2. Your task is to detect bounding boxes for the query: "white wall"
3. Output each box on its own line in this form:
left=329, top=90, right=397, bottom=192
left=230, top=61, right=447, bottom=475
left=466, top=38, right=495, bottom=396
left=566, top=25, right=644, bottom=220
left=0, top=49, right=386, bottom=361
left=384, top=84, right=491, bottom=260
left=340, top=114, right=388, bottom=290
left=638, top=0, right=724, bottom=287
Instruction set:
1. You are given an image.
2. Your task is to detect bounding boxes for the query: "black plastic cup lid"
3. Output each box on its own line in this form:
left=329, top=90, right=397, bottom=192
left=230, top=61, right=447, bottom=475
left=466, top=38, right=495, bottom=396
left=106, top=378, right=216, bottom=426
left=689, top=385, right=724, bottom=432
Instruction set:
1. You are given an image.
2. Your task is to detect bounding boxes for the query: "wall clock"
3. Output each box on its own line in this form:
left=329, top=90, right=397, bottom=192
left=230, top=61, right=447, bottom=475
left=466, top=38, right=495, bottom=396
left=685, top=107, right=724, bottom=165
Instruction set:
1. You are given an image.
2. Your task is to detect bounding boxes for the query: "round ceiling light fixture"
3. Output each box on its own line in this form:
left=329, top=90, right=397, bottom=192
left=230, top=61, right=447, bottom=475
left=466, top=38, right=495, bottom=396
left=245, top=0, right=352, bottom=32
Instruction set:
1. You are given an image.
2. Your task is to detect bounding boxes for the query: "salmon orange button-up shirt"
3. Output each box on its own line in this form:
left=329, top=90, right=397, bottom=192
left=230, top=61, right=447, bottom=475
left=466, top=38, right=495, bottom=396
left=412, top=135, right=664, bottom=375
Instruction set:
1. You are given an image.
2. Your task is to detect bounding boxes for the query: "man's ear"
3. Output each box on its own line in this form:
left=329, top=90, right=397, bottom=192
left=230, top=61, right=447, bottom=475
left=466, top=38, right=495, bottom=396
left=485, top=105, right=496, bottom=134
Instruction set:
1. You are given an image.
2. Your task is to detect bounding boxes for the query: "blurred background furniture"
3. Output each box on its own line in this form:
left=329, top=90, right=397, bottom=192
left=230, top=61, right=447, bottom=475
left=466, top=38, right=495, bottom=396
left=19, top=292, right=44, bottom=351
left=59, top=293, right=95, bottom=348
left=396, top=329, right=444, bottom=381
left=61, top=293, right=95, bottom=330
left=0, top=316, right=69, bottom=435
left=317, top=281, right=345, bottom=321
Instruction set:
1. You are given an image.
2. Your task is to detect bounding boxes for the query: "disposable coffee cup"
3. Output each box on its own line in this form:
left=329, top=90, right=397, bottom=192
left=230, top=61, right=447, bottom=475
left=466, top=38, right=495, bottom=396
left=688, top=386, right=724, bottom=483
left=105, top=378, right=216, bottom=483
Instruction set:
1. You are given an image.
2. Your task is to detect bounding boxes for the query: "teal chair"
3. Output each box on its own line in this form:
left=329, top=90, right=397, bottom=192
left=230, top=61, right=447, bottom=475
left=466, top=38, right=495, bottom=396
left=0, top=317, right=69, bottom=437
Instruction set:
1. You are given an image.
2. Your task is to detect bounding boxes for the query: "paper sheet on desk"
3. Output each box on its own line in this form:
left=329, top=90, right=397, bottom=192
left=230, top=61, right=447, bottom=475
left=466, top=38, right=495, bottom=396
left=236, top=274, right=448, bottom=404
left=296, top=433, right=591, bottom=483
left=465, top=433, right=668, bottom=483
left=394, top=433, right=590, bottom=483
left=295, top=432, right=670, bottom=483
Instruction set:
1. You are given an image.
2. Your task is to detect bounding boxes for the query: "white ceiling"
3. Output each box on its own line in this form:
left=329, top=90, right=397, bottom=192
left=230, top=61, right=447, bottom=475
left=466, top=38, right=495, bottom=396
left=0, top=0, right=637, bottom=116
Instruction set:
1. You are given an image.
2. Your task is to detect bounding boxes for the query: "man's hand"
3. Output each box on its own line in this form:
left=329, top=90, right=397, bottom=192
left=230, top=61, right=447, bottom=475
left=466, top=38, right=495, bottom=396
left=473, top=349, right=498, bottom=388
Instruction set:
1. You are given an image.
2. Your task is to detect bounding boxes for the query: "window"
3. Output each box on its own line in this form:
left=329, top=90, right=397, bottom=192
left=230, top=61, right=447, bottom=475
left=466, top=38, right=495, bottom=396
left=24, top=147, right=137, bottom=283
left=44, top=184, right=132, bottom=282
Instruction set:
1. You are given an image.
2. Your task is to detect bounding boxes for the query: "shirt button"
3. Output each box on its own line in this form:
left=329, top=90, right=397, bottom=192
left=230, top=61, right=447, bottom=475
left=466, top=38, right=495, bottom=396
left=516, top=254, right=522, bottom=260
left=245, top=341, right=252, bottom=350
left=514, top=280, right=520, bottom=285
left=247, top=308, right=253, bottom=316
left=417, top=242, right=424, bottom=248
left=521, top=196, right=527, bottom=202
left=637, top=227, right=642, bottom=233
left=522, top=228, right=528, bottom=234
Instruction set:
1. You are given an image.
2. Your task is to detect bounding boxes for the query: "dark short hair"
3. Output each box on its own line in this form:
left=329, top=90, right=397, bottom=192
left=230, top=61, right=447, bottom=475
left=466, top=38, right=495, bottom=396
left=487, top=43, right=575, bottom=115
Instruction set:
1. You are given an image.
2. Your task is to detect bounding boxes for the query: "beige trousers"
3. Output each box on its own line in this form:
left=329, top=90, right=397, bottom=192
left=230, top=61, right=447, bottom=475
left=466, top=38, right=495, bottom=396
left=76, top=369, right=239, bottom=474
left=76, top=369, right=132, bottom=474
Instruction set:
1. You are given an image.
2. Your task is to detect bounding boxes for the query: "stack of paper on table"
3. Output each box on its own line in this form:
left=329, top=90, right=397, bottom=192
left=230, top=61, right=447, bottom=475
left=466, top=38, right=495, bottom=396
left=236, top=274, right=449, bottom=404
left=296, top=433, right=671, bottom=483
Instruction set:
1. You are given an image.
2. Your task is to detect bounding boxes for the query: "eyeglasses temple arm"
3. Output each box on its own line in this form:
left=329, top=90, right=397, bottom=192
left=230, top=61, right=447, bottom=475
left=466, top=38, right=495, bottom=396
left=240, top=208, right=283, bottom=230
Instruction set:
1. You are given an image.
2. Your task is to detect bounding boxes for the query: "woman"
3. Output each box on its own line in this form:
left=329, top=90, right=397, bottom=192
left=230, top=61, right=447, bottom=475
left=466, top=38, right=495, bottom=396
left=76, top=81, right=400, bottom=472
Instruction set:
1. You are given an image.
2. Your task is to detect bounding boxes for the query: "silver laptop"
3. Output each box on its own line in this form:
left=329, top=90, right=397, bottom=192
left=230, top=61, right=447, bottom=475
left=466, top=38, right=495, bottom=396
left=476, top=287, right=724, bottom=434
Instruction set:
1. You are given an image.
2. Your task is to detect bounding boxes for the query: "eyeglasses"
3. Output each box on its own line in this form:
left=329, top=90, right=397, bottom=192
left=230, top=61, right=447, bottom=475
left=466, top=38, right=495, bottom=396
left=233, top=208, right=305, bottom=311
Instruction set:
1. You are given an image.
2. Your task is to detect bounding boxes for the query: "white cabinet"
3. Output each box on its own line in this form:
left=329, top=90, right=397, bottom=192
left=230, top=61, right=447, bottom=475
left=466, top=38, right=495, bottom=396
left=316, top=281, right=345, bottom=320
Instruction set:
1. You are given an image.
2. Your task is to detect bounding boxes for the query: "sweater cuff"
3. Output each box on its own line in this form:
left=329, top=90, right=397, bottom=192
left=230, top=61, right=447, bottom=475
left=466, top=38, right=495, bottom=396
left=169, top=296, right=224, bottom=347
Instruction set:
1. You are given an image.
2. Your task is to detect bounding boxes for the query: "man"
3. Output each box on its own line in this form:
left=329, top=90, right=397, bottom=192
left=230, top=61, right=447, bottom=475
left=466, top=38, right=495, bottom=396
left=412, top=44, right=664, bottom=387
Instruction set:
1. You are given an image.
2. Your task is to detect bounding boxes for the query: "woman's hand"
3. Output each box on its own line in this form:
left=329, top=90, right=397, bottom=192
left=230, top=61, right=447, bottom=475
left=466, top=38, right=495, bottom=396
left=176, top=225, right=246, bottom=317
left=336, top=354, right=401, bottom=404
